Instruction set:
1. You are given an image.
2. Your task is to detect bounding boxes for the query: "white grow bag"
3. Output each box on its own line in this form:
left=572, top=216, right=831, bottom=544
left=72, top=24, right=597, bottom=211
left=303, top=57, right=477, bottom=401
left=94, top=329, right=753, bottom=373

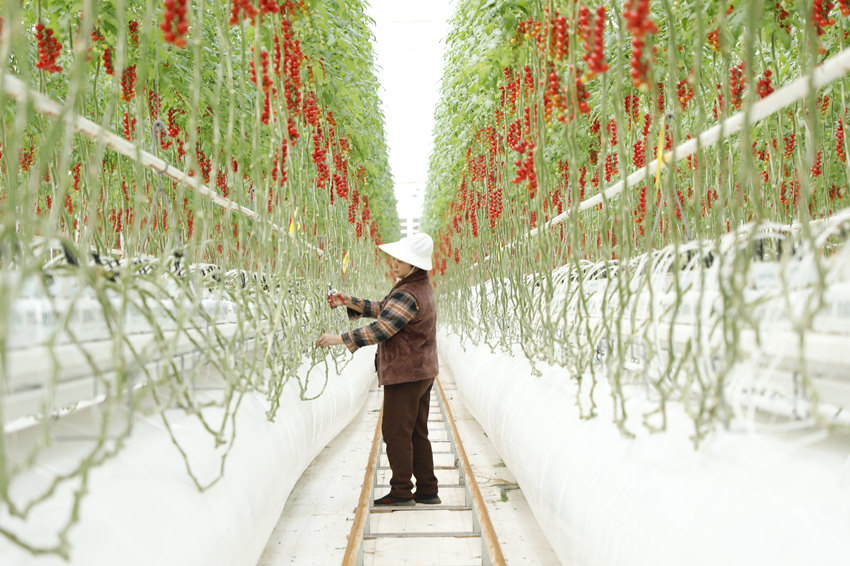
left=439, top=329, right=850, bottom=566
left=0, top=345, right=376, bottom=566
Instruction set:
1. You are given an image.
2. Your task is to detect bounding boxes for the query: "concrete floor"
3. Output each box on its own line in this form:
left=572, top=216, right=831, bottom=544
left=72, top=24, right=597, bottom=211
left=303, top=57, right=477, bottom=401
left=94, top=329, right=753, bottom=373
left=257, top=358, right=559, bottom=565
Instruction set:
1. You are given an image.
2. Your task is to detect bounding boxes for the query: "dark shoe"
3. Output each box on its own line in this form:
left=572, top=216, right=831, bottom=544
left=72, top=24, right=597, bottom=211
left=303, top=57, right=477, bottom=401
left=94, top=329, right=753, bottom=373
left=373, top=493, right=415, bottom=506
left=413, top=492, right=441, bottom=504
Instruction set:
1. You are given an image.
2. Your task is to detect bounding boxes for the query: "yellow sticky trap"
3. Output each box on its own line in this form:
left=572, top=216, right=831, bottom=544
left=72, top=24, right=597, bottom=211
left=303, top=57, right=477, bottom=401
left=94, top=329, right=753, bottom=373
left=288, top=219, right=295, bottom=235
left=342, top=250, right=349, bottom=275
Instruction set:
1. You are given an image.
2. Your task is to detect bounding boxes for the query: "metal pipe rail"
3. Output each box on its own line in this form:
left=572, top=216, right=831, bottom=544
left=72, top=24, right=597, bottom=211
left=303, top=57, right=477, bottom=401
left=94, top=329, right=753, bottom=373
left=342, top=376, right=505, bottom=566
left=0, top=71, right=324, bottom=257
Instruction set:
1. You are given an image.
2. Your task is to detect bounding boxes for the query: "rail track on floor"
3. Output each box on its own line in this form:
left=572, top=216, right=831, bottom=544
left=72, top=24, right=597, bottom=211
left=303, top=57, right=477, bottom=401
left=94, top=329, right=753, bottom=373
left=342, top=376, right=505, bottom=566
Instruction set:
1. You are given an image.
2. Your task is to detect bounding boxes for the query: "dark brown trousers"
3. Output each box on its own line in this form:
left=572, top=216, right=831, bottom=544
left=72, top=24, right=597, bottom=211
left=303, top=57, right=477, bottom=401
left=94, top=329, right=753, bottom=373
left=382, top=377, right=439, bottom=499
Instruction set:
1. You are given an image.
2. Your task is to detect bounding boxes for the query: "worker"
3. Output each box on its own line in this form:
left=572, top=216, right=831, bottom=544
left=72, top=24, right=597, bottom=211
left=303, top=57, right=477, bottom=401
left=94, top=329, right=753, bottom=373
left=315, top=232, right=440, bottom=506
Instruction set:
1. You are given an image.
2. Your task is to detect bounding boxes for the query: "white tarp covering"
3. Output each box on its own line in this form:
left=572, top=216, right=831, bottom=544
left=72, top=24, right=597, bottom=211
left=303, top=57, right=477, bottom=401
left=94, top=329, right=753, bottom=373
left=439, top=329, right=850, bottom=566
left=0, top=346, right=376, bottom=566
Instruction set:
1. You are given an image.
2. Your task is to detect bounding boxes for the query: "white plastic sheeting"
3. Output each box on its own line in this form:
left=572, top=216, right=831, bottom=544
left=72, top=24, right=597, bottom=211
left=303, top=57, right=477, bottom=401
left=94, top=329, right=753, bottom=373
left=439, top=329, right=850, bottom=566
left=0, top=346, right=376, bottom=566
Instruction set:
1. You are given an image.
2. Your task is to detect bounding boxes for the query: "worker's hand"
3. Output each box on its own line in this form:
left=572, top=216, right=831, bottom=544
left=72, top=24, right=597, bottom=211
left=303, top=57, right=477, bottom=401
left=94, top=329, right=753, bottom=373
left=328, top=292, right=350, bottom=308
left=315, top=333, right=343, bottom=348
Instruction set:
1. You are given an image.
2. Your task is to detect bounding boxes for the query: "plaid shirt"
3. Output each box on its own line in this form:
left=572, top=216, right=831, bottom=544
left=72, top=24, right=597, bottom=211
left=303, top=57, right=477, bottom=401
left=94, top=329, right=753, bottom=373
left=340, top=291, right=419, bottom=352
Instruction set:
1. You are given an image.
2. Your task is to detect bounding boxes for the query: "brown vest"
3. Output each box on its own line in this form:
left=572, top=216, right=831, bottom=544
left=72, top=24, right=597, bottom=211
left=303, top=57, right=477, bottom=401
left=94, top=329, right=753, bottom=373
left=376, top=269, right=438, bottom=386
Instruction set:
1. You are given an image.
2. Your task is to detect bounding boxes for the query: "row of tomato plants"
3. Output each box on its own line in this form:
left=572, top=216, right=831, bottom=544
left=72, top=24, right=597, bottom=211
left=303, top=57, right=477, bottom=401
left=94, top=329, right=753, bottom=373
left=425, top=0, right=850, bottom=278
left=1, top=0, right=399, bottom=274
left=423, top=0, right=850, bottom=442
left=0, top=2, right=398, bottom=557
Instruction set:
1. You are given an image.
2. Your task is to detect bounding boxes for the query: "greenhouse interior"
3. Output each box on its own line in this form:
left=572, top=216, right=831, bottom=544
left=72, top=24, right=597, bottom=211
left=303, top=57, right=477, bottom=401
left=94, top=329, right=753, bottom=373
left=1, top=0, right=849, bottom=564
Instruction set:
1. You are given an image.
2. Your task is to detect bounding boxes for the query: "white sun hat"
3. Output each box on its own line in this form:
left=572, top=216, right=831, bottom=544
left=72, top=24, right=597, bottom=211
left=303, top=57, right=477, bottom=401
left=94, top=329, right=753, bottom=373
left=378, top=232, right=434, bottom=271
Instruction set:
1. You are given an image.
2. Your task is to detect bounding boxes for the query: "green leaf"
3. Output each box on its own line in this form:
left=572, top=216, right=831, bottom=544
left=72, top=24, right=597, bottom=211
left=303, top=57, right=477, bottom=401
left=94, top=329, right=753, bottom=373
left=774, top=28, right=792, bottom=49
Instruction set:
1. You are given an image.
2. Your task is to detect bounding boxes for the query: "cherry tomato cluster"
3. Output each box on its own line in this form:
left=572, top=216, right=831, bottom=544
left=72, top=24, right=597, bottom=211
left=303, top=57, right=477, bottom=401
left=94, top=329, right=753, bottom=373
left=161, top=0, right=189, bottom=48
left=469, top=153, right=487, bottom=183
left=194, top=145, right=212, bottom=183
left=624, top=0, right=657, bottom=91
left=676, top=79, right=694, bottom=110
left=837, top=120, right=846, bottom=163
left=286, top=116, right=300, bottom=143
left=166, top=108, right=183, bottom=140
left=361, top=194, right=372, bottom=227
left=271, top=142, right=288, bottom=186
left=641, top=113, right=652, bottom=138
left=35, top=23, right=63, bottom=73
left=550, top=11, right=568, bottom=61
left=108, top=208, right=125, bottom=234
left=543, top=65, right=565, bottom=123
left=776, top=2, right=792, bottom=33
left=673, top=190, right=685, bottom=221
left=550, top=180, right=564, bottom=216
left=604, top=153, right=618, bottom=182
left=312, top=127, right=330, bottom=190
left=606, top=118, right=617, bottom=146
left=514, top=18, right=543, bottom=52
left=148, top=90, right=161, bottom=119
left=121, top=181, right=132, bottom=202
left=812, top=0, right=837, bottom=36
left=346, top=188, right=359, bottom=223
left=811, top=149, right=823, bottom=177
left=281, top=18, right=305, bottom=123
left=783, top=133, right=795, bottom=159
left=818, top=95, right=831, bottom=115
left=512, top=140, right=538, bottom=198
left=249, top=49, right=273, bottom=123
left=229, top=0, right=258, bottom=26
left=580, top=6, right=609, bottom=75
left=634, top=184, right=648, bottom=235
left=216, top=171, right=229, bottom=198
left=523, top=104, right=532, bottom=136
left=120, top=65, right=136, bottom=102
left=575, top=77, right=590, bottom=115
left=102, top=46, right=114, bottom=75
left=487, top=181, right=504, bottom=227
left=436, top=236, right=454, bottom=274
left=633, top=139, right=646, bottom=168
left=19, top=144, right=34, bottom=173
left=703, top=186, right=719, bottom=214
left=122, top=111, right=136, bottom=140
left=729, top=62, right=745, bottom=109
left=707, top=28, right=720, bottom=51
left=685, top=136, right=698, bottom=170
left=501, top=68, right=520, bottom=114
left=523, top=65, right=534, bottom=99
left=780, top=178, right=800, bottom=206
left=303, top=92, right=320, bottom=126
left=128, top=20, right=140, bottom=47
left=624, top=94, right=640, bottom=128
left=752, top=141, right=769, bottom=163
left=249, top=48, right=273, bottom=92
left=756, top=70, right=774, bottom=98
left=507, top=119, right=525, bottom=153
left=333, top=152, right=350, bottom=198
